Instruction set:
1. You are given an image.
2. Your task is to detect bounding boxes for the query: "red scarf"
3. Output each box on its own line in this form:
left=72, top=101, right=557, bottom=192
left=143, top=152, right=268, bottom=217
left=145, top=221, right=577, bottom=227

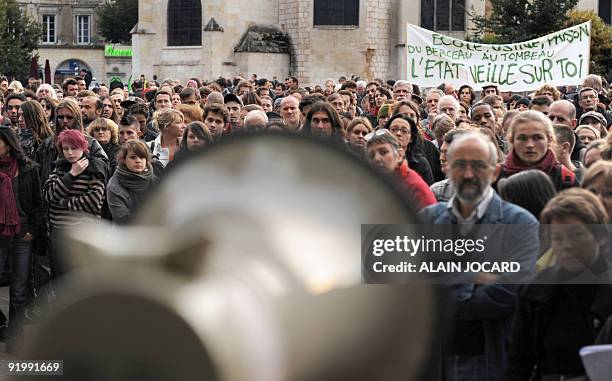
left=0, top=156, right=20, bottom=238
left=502, top=149, right=559, bottom=177
left=370, top=106, right=380, bottom=118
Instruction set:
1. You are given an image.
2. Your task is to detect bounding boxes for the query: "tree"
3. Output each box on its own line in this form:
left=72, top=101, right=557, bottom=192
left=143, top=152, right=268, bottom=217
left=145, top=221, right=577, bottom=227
left=0, top=0, right=42, bottom=81
left=564, top=10, right=612, bottom=77
left=97, top=0, right=138, bottom=44
left=468, top=0, right=578, bottom=44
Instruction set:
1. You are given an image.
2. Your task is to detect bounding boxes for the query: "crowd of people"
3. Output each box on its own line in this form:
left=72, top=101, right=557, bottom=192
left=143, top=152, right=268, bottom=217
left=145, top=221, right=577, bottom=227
left=1, top=71, right=612, bottom=378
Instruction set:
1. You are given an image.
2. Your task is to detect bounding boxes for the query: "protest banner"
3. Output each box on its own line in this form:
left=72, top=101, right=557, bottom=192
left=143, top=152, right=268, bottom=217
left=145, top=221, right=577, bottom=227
left=406, top=22, right=591, bottom=91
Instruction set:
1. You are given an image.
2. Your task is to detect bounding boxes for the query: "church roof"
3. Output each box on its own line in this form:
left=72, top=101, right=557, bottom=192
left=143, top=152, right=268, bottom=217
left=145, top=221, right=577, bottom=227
left=234, top=24, right=291, bottom=54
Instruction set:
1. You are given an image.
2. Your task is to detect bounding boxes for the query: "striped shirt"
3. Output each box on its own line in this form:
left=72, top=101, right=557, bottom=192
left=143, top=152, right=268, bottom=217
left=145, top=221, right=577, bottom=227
left=44, top=168, right=105, bottom=229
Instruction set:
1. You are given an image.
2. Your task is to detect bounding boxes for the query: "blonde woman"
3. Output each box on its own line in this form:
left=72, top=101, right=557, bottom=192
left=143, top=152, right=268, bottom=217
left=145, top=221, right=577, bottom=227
left=87, top=118, right=120, bottom=173
left=35, top=84, right=58, bottom=101
left=497, top=110, right=578, bottom=191
left=150, top=109, right=185, bottom=167
left=345, top=117, right=373, bottom=157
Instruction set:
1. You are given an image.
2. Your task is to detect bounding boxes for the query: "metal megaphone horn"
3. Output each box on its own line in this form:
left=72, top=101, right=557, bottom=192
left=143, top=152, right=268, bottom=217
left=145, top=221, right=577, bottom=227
left=21, top=133, right=442, bottom=380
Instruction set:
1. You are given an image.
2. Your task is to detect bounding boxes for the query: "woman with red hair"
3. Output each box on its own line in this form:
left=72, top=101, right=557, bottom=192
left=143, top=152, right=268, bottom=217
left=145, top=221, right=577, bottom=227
left=44, top=129, right=107, bottom=275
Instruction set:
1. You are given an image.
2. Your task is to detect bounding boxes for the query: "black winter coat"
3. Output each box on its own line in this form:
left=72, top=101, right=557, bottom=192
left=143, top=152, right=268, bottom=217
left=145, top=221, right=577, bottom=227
left=406, top=150, right=434, bottom=185
left=506, top=256, right=612, bottom=380
left=420, top=139, right=444, bottom=182
left=34, top=135, right=109, bottom=185
left=15, top=161, right=46, bottom=239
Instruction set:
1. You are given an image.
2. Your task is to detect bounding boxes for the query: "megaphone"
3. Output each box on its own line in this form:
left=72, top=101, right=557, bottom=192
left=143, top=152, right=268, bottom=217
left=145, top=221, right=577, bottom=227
left=22, top=133, right=443, bottom=380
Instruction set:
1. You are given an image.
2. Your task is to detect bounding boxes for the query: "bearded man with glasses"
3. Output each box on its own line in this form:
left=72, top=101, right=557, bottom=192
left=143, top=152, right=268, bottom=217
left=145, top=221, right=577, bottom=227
left=419, top=132, right=539, bottom=380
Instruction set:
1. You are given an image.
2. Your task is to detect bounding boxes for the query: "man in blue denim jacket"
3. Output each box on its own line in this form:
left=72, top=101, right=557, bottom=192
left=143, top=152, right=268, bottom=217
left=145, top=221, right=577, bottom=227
left=419, top=132, right=539, bottom=381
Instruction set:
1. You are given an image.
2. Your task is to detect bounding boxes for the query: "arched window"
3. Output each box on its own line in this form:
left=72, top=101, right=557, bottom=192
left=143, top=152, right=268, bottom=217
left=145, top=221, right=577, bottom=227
left=167, top=0, right=202, bottom=46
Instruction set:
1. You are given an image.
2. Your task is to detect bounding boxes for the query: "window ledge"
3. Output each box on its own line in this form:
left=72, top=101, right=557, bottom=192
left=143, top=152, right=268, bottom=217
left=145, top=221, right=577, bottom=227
left=313, top=25, right=359, bottom=30
left=163, top=45, right=202, bottom=49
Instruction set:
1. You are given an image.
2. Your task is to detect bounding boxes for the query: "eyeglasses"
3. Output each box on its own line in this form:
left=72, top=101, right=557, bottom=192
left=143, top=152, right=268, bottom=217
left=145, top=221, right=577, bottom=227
left=365, top=128, right=393, bottom=141
left=389, top=127, right=410, bottom=134
left=450, top=160, right=491, bottom=173
left=581, top=95, right=598, bottom=100
left=57, top=115, right=75, bottom=120
left=439, top=107, right=458, bottom=114
left=588, top=188, right=612, bottom=199
left=93, top=127, right=109, bottom=132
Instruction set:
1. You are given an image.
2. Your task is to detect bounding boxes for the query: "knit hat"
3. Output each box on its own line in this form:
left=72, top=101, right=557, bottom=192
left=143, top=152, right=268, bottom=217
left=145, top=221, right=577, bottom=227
left=273, top=97, right=283, bottom=110
left=575, top=124, right=601, bottom=140
left=579, top=111, right=607, bottom=126
left=515, top=97, right=531, bottom=109
left=109, top=79, right=124, bottom=92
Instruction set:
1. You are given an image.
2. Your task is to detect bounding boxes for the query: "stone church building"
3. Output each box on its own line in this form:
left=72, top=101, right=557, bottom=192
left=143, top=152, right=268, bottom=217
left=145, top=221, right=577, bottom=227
left=132, top=0, right=489, bottom=86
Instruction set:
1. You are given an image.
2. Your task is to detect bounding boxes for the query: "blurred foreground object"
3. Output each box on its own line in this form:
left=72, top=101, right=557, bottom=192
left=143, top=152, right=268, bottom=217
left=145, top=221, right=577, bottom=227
left=21, top=133, right=441, bottom=380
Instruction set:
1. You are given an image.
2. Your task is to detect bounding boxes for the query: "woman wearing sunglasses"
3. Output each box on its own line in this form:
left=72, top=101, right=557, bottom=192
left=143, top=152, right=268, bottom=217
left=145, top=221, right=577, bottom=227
left=87, top=118, right=120, bottom=175
left=37, top=97, right=58, bottom=131
left=365, top=129, right=436, bottom=210
left=34, top=98, right=109, bottom=185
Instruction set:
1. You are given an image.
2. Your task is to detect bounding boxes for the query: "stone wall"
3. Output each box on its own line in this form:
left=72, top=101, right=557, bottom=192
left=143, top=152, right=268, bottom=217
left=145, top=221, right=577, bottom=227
left=234, top=53, right=290, bottom=80
left=104, top=56, right=133, bottom=84
left=280, top=0, right=391, bottom=86
left=278, top=0, right=309, bottom=79
left=133, top=0, right=496, bottom=86
left=366, top=0, right=394, bottom=81
left=576, top=0, right=599, bottom=13
left=135, top=0, right=281, bottom=82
